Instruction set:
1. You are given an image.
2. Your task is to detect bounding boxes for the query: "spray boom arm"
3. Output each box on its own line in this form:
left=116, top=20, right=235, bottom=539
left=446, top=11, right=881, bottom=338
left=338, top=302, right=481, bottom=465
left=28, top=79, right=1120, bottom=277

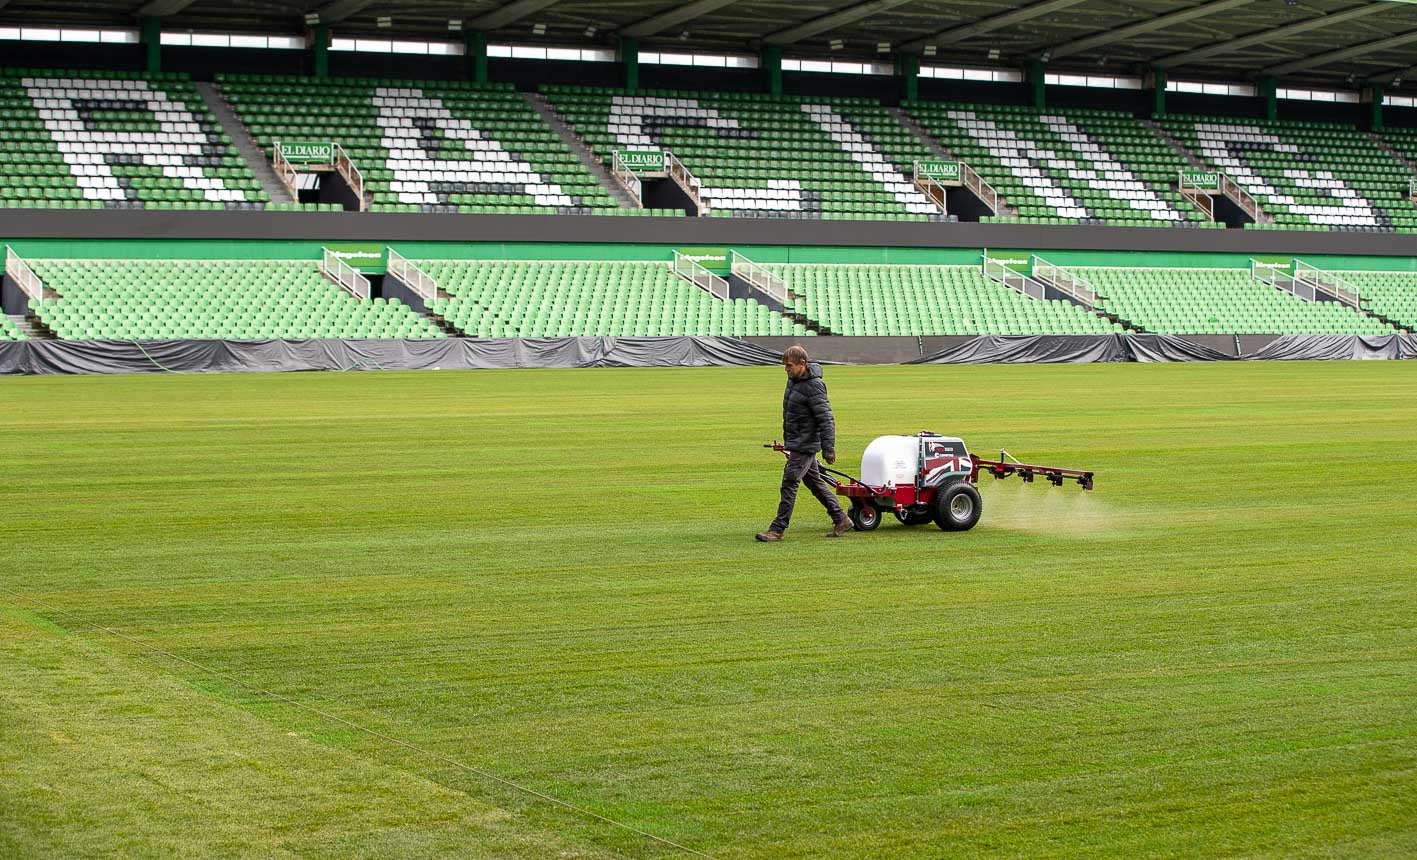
left=970, top=450, right=1094, bottom=491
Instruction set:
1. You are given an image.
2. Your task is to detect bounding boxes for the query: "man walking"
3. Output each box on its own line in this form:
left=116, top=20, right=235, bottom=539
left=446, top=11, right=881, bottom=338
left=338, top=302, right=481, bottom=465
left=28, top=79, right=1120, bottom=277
left=757, top=345, right=852, bottom=542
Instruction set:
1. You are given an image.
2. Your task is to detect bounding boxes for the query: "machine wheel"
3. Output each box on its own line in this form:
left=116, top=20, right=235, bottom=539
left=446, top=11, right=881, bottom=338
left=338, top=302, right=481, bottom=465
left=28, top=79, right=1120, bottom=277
left=933, top=482, right=982, bottom=532
left=849, top=501, right=880, bottom=531
left=894, top=508, right=932, bottom=526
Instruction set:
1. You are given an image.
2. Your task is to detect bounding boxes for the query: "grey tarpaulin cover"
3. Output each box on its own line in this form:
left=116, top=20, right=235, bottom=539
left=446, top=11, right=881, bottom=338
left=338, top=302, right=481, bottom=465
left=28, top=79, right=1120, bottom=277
left=0, top=337, right=784, bottom=376
left=1242, top=334, right=1417, bottom=361
left=908, top=334, right=1233, bottom=364
left=1, top=334, right=1412, bottom=375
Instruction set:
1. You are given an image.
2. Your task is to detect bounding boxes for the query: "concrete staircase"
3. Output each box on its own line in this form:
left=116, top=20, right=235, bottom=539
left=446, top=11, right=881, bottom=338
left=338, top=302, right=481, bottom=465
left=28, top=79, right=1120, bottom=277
left=1143, top=118, right=1209, bottom=169
left=523, top=92, right=637, bottom=209
left=1370, top=131, right=1417, bottom=174
left=889, top=106, right=1019, bottom=218
left=9, top=313, right=55, bottom=339
left=196, top=81, right=295, bottom=204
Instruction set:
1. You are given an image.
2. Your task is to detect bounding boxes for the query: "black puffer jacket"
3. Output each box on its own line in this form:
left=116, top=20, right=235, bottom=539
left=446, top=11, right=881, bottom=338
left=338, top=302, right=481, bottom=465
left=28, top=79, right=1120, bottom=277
left=782, top=362, right=836, bottom=456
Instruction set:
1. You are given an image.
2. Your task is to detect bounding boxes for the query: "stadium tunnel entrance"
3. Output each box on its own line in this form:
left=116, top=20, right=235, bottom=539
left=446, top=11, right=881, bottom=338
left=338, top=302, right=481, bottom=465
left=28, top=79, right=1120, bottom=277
left=945, top=186, right=995, bottom=222
left=295, top=172, right=364, bottom=212
left=378, top=272, right=425, bottom=312
left=1212, top=195, right=1256, bottom=229
left=638, top=177, right=699, bottom=216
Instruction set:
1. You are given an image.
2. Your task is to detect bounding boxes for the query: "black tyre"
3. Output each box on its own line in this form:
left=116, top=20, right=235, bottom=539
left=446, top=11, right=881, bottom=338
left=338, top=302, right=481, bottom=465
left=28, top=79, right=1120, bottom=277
left=849, top=501, right=880, bottom=531
left=932, top=482, right=982, bottom=532
left=894, top=508, right=932, bottom=526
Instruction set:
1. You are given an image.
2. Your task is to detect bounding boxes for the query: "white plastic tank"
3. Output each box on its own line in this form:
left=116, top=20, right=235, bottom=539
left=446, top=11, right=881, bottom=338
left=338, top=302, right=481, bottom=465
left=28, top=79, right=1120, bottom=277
left=860, top=435, right=919, bottom=487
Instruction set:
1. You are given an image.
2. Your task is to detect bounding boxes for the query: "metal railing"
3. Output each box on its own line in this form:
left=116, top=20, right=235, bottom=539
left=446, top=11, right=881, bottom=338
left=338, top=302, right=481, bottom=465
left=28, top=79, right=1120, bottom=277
left=1221, top=173, right=1265, bottom=224
left=610, top=150, right=644, bottom=208
left=1251, top=259, right=1312, bottom=301
left=321, top=246, right=372, bottom=299
left=4, top=245, right=45, bottom=303
left=913, top=172, right=948, bottom=213
left=1032, top=255, right=1098, bottom=307
left=1178, top=169, right=1268, bottom=224
left=982, top=255, right=1045, bottom=300
left=673, top=251, right=729, bottom=300
left=1177, top=171, right=1215, bottom=221
left=386, top=248, right=437, bottom=302
left=666, top=152, right=709, bottom=216
left=1293, top=260, right=1360, bottom=310
left=730, top=251, right=789, bottom=306
left=333, top=144, right=367, bottom=211
left=271, top=141, right=300, bottom=201
left=959, top=162, right=998, bottom=215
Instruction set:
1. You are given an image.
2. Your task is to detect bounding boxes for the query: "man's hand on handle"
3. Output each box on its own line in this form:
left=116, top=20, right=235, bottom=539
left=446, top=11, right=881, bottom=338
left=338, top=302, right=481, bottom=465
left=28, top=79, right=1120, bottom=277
left=823, top=451, right=836, bottom=465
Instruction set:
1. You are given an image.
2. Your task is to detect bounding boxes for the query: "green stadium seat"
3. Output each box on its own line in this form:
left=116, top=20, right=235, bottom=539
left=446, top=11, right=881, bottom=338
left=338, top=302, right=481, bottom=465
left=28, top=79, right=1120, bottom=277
left=541, top=87, right=951, bottom=222
left=0, top=70, right=270, bottom=211
left=903, top=101, right=1212, bottom=229
left=1077, top=267, right=1396, bottom=334
left=218, top=74, right=620, bottom=215
left=28, top=259, right=446, bottom=340
left=1162, top=115, right=1415, bottom=233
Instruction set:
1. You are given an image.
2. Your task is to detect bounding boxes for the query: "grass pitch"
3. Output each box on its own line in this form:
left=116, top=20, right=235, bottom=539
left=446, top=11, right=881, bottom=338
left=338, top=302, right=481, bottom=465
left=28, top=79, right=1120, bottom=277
left=2, top=362, right=1415, bottom=858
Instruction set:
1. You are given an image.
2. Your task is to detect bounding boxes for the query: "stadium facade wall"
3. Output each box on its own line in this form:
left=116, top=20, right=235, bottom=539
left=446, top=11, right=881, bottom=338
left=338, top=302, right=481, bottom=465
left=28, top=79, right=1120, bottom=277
left=0, top=45, right=1402, bottom=128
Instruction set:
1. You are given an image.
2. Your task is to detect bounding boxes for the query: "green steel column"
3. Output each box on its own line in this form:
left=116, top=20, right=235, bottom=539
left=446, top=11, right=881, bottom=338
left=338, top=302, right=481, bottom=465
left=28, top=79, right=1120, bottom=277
left=1259, top=76, right=1277, bottom=121
left=1150, top=69, right=1167, bottom=117
left=141, top=17, right=161, bottom=74
left=1026, top=59, right=1046, bottom=109
left=468, top=31, right=488, bottom=84
left=1368, top=85, right=1385, bottom=131
left=897, top=52, right=919, bottom=103
left=313, top=24, right=330, bottom=79
left=761, top=45, right=782, bottom=96
left=619, top=36, right=639, bottom=91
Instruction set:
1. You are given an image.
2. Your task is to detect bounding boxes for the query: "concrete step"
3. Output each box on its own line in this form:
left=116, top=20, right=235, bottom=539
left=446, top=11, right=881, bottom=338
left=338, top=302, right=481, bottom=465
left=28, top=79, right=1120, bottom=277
left=1143, top=118, right=1208, bottom=169
left=9, top=313, right=55, bottom=339
left=1369, top=131, right=1417, bottom=174
left=523, top=92, right=636, bottom=209
left=196, top=81, right=295, bottom=204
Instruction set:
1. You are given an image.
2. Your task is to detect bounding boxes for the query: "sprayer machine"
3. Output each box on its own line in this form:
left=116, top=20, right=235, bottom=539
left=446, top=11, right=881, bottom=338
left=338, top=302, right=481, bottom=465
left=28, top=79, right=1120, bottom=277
left=765, top=431, right=1094, bottom=532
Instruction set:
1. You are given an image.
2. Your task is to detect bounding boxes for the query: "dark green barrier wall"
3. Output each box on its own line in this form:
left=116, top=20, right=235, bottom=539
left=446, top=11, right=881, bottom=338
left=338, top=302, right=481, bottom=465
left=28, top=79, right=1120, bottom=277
left=5, top=238, right=1417, bottom=272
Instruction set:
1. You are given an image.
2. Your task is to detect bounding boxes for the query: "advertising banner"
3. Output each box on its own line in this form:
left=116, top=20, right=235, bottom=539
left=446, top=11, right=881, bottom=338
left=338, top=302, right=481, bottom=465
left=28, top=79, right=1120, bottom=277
left=676, top=246, right=730, bottom=275
left=617, top=150, right=668, bottom=174
left=278, top=140, right=335, bottom=164
left=917, top=160, right=962, bottom=182
left=326, top=243, right=387, bottom=274
left=1180, top=169, right=1221, bottom=191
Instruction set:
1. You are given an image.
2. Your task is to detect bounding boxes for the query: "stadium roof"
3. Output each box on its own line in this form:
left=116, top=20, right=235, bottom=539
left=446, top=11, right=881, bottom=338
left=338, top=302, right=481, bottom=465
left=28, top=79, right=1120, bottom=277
left=6, top=0, right=1417, bottom=88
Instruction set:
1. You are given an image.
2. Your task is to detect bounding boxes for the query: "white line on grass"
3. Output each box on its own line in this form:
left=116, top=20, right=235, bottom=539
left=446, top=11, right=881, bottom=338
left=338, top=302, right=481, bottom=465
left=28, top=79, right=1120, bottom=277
left=1, top=586, right=716, bottom=859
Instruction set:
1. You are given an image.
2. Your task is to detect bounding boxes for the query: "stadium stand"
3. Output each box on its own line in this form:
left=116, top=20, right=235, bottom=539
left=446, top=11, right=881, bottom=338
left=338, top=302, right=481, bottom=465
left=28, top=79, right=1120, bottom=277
left=0, top=68, right=269, bottom=210
left=0, top=314, right=26, bottom=340
left=1376, top=127, right=1417, bottom=177
left=1160, top=115, right=1417, bottom=232
left=1334, top=271, right=1417, bottom=329
left=420, top=260, right=809, bottom=336
left=27, top=259, right=444, bottom=339
left=766, top=264, right=1120, bottom=335
left=904, top=102, right=1215, bottom=228
left=541, top=86, right=946, bottom=220
left=1076, top=267, right=1396, bottom=334
left=217, top=74, right=644, bottom=215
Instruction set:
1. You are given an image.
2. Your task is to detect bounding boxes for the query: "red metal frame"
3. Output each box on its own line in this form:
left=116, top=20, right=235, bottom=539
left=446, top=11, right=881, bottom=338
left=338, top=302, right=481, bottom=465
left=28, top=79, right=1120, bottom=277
left=968, top=454, right=1095, bottom=491
left=764, top=441, right=1095, bottom=512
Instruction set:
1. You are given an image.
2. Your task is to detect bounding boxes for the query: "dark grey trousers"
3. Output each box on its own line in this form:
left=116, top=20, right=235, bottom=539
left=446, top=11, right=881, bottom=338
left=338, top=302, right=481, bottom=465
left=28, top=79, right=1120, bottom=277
left=771, top=451, right=846, bottom=532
